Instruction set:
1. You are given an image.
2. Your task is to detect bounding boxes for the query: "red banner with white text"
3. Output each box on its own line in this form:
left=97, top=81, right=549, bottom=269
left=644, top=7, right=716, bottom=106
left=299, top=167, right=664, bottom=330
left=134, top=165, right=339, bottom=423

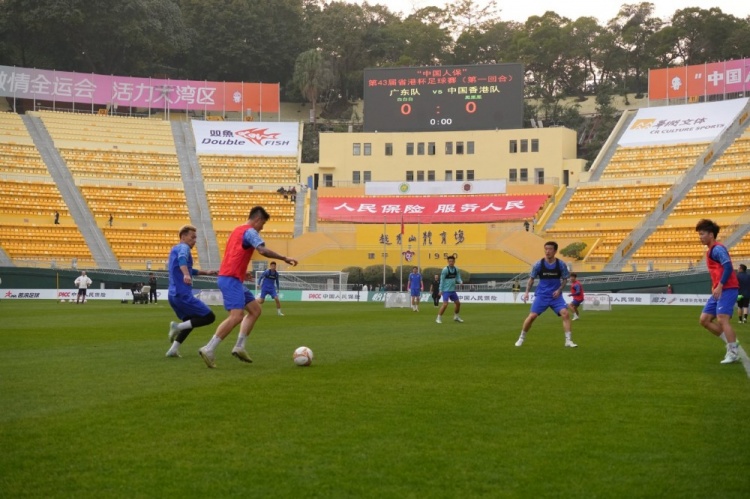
left=317, top=195, right=549, bottom=223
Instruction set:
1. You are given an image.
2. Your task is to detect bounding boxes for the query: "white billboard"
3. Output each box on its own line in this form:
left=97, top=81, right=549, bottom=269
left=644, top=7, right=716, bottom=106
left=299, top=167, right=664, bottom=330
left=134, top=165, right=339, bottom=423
left=365, top=180, right=507, bottom=196
left=618, top=98, right=748, bottom=147
left=192, top=120, right=299, bottom=156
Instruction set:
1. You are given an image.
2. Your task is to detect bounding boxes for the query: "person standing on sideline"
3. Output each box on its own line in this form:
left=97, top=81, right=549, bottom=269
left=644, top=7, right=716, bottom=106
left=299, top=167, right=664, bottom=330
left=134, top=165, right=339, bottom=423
left=74, top=271, right=92, bottom=304
left=54, top=211, right=60, bottom=225
left=165, top=225, right=218, bottom=358
left=511, top=278, right=521, bottom=302
left=737, top=264, right=750, bottom=324
left=515, top=241, right=577, bottom=348
left=148, top=272, right=158, bottom=303
left=108, top=214, right=113, bottom=227
left=408, top=266, right=424, bottom=312
left=258, top=261, right=284, bottom=316
left=567, top=273, right=584, bottom=321
left=198, top=207, right=298, bottom=368
left=430, top=274, right=441, bottom=307
left=696, top=219, right=740, bottom=364
left=436, top=255, right=463, bottom=323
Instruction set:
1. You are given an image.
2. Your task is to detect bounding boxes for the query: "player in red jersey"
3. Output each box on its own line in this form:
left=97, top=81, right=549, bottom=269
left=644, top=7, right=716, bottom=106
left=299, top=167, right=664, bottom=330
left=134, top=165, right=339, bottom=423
left=198, top=206, right=298, bottom=368
left=695, top=219, right=740, bottom=365
left=567, top=273, right=584, bottom=321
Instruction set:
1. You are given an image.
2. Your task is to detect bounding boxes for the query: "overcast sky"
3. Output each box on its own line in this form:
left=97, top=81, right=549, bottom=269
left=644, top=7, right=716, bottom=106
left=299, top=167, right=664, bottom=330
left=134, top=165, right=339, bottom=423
left=343, top=0, right=750, bottom=24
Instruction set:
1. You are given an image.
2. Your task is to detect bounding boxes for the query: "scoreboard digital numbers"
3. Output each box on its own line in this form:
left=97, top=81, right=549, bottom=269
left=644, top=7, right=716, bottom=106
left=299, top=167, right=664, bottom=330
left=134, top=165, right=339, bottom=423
left=363, top=64, right=524, bottom=133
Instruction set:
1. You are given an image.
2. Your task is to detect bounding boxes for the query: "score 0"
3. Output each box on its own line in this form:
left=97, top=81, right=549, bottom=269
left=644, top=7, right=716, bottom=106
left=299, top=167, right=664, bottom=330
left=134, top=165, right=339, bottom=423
left=401, top=103, right=411, bottom=115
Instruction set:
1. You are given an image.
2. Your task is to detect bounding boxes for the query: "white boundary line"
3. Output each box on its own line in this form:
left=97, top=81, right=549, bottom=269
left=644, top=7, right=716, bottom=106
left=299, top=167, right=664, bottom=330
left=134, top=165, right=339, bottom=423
left=737, top=345, right=750, bottom=379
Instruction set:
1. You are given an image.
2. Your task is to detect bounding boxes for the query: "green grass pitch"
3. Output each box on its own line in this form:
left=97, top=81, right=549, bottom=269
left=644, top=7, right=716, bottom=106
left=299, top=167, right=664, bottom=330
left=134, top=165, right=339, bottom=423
left=1, top=300, right=749, bottom=497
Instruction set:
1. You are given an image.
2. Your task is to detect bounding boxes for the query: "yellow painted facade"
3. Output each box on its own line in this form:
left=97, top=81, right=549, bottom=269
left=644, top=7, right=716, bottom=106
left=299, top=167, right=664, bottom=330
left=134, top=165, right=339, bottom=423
left=300, top=127, right=586, bottom=188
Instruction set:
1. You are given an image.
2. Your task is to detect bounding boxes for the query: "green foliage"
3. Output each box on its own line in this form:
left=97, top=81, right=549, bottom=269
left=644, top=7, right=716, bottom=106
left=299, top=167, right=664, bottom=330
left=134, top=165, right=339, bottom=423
left=342, top=266, right=364, bottom=284
left=1, top=0, right=748, bottom=106
left=560, top=242, right=588, bottom=260
left=2, top=301, right=749, bottom=496
left=293, top=49, right=334, bottom=123
left=363, top=264, right=392, bottom=287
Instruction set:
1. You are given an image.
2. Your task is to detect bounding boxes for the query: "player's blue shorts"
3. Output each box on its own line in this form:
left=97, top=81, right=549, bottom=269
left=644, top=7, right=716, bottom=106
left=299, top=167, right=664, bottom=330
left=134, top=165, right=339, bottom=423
left=531, top=293, right=568, bottom=315
left=218, top=276, right=255, bottom=311
left=260, top=287, right=278, bottom=300
left=702, top=288, right=739, bottom=317
left=571, top=299, right=583, bottom=307
left=410, top=289, right=421, bottom=297
left=168, top=292, right=212, bottom=321
left=442, top=291, right=459, bottom=303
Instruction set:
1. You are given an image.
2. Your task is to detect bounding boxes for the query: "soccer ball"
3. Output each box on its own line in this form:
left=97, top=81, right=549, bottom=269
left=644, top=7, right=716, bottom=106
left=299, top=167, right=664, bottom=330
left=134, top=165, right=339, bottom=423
left=293, top=346, right=314, bottom=366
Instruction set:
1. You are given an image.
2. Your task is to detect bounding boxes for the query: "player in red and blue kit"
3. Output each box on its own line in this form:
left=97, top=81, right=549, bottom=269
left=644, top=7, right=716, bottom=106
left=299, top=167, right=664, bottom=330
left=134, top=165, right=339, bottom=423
left=198, top=207, right=298, bottom=368
left=165, top=225, right=218, bottom=358
left=567, top=273, right=584, bottom=321
left=696, top=219, right=739, bottom=364
left=408, top=266, right=423, bottom=312
left=258, top=261, right=284, bottom=316
left=515, top=241, right=577, bottom=348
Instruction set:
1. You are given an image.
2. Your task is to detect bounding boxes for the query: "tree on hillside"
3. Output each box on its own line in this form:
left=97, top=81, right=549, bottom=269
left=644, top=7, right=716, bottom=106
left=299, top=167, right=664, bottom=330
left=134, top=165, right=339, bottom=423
left=0, top=0, right=190, bottom=76
left=179, top=0, right=306, bottom=82
left=293, top=49, right=334, bottom=124
left=607, top=2, right=663, bottom=98
left=667, top=7, right=747, bottom=64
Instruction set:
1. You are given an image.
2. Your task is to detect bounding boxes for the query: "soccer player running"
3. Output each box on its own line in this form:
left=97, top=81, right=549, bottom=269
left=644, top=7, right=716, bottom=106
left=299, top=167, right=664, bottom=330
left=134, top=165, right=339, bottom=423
left=165, top=225, right=218, bottom=358
left=696, top=219, right=740, bottom=364
left=198, top=207, right=298, bottom=368
left=408, top=266, right=423, bottom=312
left=515, top=241, right=577, bottom=348
left=436, top=255, right=463, bottom=323
left=258, top=261, right=284, bottom=316
left=736, top=264, right=749, bottom=324
left=567, top=272, right=584, bottom=321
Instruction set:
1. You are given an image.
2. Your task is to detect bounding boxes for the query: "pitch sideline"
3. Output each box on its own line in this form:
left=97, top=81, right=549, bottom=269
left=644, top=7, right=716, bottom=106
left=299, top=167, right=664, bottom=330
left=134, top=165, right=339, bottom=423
left=737, top=345, right=750, bottom=379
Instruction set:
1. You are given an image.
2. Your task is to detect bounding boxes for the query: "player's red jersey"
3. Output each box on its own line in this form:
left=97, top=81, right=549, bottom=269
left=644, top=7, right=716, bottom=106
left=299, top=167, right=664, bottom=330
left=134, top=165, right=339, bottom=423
left=571, top=281, right=584, bottom=302
left=219, top=224, right=255, bottom=280
left=706, top=242, right=738, bottom=289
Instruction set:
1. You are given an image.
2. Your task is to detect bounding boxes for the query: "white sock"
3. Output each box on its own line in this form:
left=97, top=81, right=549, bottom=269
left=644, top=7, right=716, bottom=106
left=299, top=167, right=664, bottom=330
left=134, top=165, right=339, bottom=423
left=206, top=335, right=222, bottom=352
left=519, top=331, right=526, bottom=339
left=719, top=332, right=728, bottom=343
left=178, top=320, right=192, bottom=330
left=235, top=333, right=248, bottom=349
left=565, top=332, right=572, bottom=340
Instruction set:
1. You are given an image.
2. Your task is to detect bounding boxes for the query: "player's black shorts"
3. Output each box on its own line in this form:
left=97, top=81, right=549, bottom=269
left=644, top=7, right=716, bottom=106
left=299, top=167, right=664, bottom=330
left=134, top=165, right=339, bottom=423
left=738, top=295, right=750, bottom=308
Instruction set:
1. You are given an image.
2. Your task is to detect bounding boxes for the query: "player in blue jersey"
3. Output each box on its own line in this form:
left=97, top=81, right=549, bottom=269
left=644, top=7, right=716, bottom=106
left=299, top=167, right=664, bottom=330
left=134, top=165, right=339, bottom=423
left=436, top=255, right=464, bottom=323
left=258, top=261, right=284, bottom=316
left=515, top=241, right=577, bottom=348
left=408, top=266, right=423, bottom=312
left=165, top=225, right=218, bottom=358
